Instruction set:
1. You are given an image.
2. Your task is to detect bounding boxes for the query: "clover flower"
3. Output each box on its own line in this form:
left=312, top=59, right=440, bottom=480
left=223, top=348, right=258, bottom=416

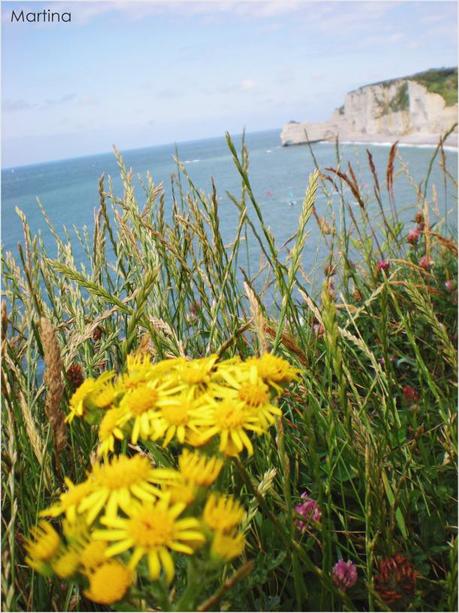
left=374, top=554, right=417, bottom=606
left=295, top=492, right=321, bottom=532
left=419, top=255, right=433, bottom=271
left=402, top=385, right=420, bottom=403
left=407, top=228, right=421, bottom=245
left=376, top=259, right=390, bottom=274
left=332, top=559, right=358, bottom=590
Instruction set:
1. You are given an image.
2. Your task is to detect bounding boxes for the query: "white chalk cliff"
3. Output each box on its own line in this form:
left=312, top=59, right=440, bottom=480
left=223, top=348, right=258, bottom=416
left=281, top=69, right=458, bottom=147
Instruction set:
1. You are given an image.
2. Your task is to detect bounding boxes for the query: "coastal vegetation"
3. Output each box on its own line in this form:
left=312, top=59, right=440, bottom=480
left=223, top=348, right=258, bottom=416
left=413, top=68, right=458, bottom=107
left=1, top=134, right=457, bottom=612
left=373, top=67, right=458, bottom=107
left=375, top=82, right=410, bottom=118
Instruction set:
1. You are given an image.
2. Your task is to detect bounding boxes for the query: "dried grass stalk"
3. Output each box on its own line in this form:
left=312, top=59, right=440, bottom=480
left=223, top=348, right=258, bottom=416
left=40, top=317, right=67, bottom=459
left=244, top=282, right=267, bottom=354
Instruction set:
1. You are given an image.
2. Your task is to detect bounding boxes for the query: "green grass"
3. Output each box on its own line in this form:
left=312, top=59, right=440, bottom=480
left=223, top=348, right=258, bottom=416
left=1, top=134, right=458, bottom=612
left=375, top=82, right=410, bottom=118
left=369, top=67, right=458, bottom=108
left=413, top=68, right=458, bottom=107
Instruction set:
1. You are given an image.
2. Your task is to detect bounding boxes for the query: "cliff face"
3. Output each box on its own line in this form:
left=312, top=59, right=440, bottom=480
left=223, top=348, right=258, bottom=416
left=281, top=69, right=458, bottom=146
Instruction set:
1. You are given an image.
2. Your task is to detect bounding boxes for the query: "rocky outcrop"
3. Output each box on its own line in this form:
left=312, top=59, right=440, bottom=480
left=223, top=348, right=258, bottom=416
left=281, top=69, right=458, bottom=147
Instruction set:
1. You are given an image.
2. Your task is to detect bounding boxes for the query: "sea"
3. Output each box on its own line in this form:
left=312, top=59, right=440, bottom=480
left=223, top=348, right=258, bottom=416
left=2, top=129, right=457, bottom=292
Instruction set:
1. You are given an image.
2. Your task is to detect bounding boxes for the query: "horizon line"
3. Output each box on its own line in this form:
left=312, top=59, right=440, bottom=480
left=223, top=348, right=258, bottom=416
left=1, top=126, right=281, bottom=171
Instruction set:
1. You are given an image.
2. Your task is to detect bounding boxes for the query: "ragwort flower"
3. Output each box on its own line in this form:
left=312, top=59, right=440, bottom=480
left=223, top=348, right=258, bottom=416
left=149, top=390, right=213, bottom=447
left=211, top=531, right=245, bottom=561
left=66, top=371, right=115, bottom=423
left=203, top=493, right=245, bottom=533
left=178, top=449, right=224, bottom=487
left=197, top=397, right=263, bottom=456
left=40, top=478, right=93, bottom=524
left=84, top=560, right=133, bottom=605
left=25, top=521, right=61, bottom=574
left=247, top=353, right=300, bottom=390
left=210, top=364, right=282, bottom=430
left=78, top=455, right=163, bottom=524
left=118, top=378, right=184, bottom=444
left=97, top=407, right=126, bottom=456
left=93, top=496, right=205, bottom=583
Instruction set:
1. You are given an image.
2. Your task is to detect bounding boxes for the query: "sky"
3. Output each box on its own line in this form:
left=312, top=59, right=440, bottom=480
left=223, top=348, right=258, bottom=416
left=2, top=0, right=457, bottom=167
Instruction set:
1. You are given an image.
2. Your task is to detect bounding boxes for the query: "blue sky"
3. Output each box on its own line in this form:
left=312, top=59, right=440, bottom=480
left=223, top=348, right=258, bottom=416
left=2, top=0, right=457, bottom=167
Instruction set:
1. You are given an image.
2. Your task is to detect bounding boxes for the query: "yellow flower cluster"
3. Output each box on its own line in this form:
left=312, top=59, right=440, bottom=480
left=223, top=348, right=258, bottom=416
left=27, top=451, right=245, bottom=604
left=26, top=352, right=299, bottom=606
left=67, top=352, right=299, bottom=458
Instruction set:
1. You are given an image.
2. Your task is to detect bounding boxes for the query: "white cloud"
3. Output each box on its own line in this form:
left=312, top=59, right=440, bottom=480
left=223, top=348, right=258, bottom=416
left=240, top=78, right=257, bottom=91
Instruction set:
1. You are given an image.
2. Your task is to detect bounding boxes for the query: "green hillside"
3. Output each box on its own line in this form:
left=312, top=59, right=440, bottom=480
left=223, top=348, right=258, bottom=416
left=362, top=67, right=458, bottom=107
left=412, top=67, right=458, bottom=106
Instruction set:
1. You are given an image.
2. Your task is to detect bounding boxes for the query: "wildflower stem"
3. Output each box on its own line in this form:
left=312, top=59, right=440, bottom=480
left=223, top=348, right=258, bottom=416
left=196, top=561, right=254, bottom=612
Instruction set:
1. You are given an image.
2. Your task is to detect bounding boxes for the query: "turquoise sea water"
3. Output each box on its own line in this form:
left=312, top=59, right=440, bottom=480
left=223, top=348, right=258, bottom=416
left=2, top=129, right=457, bottom=288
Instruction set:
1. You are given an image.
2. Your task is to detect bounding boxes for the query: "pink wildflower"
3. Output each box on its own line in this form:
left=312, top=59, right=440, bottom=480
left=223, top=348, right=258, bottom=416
left=445, top=280, right=456, bottom=292
left=313, top=323, right=325, bottom=338
left=295, top=492, right=321, bottom=532
left=402, top=385, right=420, bottom=403
left=332, top=560, right=358, bottom=591
left=376, top=259, right=390, bottom=274
left=419, top=256, right=433, bottom=271
left=407, top=228, right=420, bottom=245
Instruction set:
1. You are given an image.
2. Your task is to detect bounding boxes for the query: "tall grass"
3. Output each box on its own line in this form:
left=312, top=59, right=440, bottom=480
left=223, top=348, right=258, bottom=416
left=1, top=133, right=457, bottom=611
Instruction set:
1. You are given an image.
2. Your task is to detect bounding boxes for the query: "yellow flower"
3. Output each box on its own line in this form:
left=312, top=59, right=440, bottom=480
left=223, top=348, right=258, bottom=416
left=150, top=390, right=213, bottom=447
left=248, top=353, right=300, bottom=388
left=210, top=364, right=282, bottom=430
left=120, top=353, right=179, bottom=390
left=168, top=480, right=197, bottom=506
left=185, top=429, right=209, bottom=447
left=79, top=540, right=108, bottom=572
left=197, top=398, right=263, bottom=456
left=66, top=371, right=114, bottom=422
left=119, top=379, right=184, bottom=444
left=211, top=531, right=245, bottom=561
left=97, top=407, right=125, bottom=456
left=51, top=548, right=80, bottom=578
left=62, top=516, right=89, bottom=544
left=149, top=468, right=197, bottom=505
left=91, top=381, right=120, bottom=409
left=25, top=521, right=60, bottom=574
left=178, top=449, right=224, bottom=487
left=78, top=455, right=163, bottom=524
left=84, top=560, right=133, bottom=605
left=203, top=494, right=245, bottom=533
left=177, top=355, right=218, bottom=390
left=40, top=478, right=94, bottom=523
left=93, top=496, right=205, bottom=583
